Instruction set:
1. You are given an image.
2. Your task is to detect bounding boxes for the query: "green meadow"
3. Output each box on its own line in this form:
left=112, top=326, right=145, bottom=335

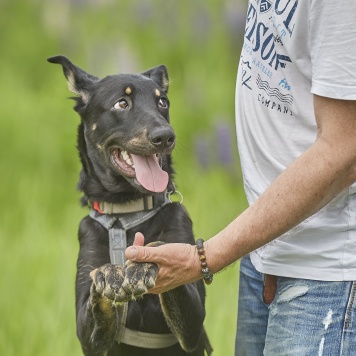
left=0, top=0, right=248, bottom=354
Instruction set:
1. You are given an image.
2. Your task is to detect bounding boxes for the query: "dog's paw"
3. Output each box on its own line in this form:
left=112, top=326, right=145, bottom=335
left=91, top=264, right=129, bottom=303
left=121, top=261, right=159, bottom=299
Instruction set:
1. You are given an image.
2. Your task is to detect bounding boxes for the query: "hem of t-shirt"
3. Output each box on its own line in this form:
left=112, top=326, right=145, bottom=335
left=311, top=80, right=356, bottom=100
left=250, top=252, right=356, bottom=282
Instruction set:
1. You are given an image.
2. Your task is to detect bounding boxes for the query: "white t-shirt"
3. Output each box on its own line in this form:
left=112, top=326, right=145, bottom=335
left=235, top=0, right=356, bottom=281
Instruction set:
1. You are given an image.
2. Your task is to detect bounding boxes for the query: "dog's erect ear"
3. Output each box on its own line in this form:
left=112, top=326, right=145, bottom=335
left=141, top=65, right=169, bottom=93
left=47, top=55, right=98, bottom=103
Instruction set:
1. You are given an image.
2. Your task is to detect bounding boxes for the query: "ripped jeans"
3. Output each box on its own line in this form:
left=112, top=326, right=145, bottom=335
left=235, top=255, right=356, bottom=356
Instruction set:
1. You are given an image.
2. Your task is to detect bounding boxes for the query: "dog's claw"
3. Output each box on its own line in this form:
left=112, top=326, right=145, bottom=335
left=95, top=273, right=106, bottom=294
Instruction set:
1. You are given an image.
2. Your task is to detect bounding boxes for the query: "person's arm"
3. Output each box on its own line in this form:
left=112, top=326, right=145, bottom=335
left=126, top=95, right=356, bottom=293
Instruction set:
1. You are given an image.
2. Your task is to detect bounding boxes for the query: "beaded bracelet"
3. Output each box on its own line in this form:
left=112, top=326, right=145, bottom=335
left=196, top=238, right=213, bottom=285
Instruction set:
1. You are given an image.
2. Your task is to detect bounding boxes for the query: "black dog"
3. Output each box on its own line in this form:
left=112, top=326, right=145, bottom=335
left=48, top=56, right=212, bottom=356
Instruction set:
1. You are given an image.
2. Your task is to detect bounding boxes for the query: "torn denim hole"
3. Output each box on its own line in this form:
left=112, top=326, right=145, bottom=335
left=270, top=304, right=278, bottom=316
left=276, top=285, right=309, bottom=303
left=319, top=310, right=333, bottom=356
left=318, top=337, right=325, bottom=356
left=269, top=285, right=309, bottom=316
left=323, top=309, right=333, bottom=330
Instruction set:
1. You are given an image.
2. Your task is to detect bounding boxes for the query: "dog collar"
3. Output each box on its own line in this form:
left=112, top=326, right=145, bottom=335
left=91, top=191, right=169, bottom=215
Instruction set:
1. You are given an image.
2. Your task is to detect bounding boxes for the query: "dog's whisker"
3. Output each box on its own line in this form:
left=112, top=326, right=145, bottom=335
left=171, top=141, right=187, bottom=159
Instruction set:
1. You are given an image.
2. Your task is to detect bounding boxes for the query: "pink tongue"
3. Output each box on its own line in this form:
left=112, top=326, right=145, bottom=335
left=131, top=154, right=169, bottom=192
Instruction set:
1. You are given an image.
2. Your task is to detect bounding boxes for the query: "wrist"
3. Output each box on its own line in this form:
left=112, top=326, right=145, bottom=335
left=195, top=238, right=213, bottom=285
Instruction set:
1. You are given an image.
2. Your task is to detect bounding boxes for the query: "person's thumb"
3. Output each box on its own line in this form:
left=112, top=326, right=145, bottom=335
left=126, top=232, right=150, bottom=261
left=133, top=232, right=145, bottom=247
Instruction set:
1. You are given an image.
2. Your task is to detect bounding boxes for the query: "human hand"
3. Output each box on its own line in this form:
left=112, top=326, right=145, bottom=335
left=125, top=232, right=202, bottom=294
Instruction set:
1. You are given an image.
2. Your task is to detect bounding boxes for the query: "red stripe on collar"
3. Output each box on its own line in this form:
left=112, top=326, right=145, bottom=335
left=92, top=201, right=104, bottom=214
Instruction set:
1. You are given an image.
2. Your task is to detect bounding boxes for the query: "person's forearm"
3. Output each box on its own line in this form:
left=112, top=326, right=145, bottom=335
left=124, top=97, right=356, bottom=294
left=205, top=98, right=356, bottom=273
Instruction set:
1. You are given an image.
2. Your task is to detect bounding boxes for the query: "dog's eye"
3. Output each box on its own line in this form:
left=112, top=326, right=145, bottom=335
left=113, top=99, right=129, bottom=110
left=158, top=98, right=168, bottom=108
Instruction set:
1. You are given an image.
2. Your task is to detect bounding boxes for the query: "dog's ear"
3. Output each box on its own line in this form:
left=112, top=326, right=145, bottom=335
left=47, top=55, right=98, bottom=103
left=141, top=65, right=169, bottom=93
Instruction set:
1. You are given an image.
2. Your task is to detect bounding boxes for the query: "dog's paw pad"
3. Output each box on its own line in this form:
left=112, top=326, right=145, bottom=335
left=122, top=261, right=158, bottom=297
left=91, top=264, right=128, bottom=302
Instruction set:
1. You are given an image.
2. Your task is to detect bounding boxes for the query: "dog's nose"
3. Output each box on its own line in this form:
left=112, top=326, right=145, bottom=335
left=149, top=127, right=176, bottom=150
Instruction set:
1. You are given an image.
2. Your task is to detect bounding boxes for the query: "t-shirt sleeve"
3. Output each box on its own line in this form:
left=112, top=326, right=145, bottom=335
left=309, top=0, right=356, bottom=100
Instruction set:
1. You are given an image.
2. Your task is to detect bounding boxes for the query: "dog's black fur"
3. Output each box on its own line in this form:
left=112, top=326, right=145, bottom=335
left=48, top=56, right=208, bottom=355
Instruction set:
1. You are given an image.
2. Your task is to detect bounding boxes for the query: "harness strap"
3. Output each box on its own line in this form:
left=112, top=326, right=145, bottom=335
left=116, top=301, right=129, bottom=345
left=89, top=204, right=168, bottom=266
left=109, top=227, right=126, bottom=266
left=121, top=328, right=178, bottom=349
left=88, top=196, right=178, bottom=349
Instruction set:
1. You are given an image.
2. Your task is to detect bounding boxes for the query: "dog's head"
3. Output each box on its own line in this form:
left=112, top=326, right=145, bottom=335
left=48, top=56, right=176, bottom=200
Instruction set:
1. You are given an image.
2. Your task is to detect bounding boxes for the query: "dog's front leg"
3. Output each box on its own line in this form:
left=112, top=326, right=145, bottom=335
left=76, top=217, right=125, bottom=356
left=77, top=265, right=127, bottom=355
left=159, top=282, right=206, bottom=354
left=122, top=240, right=206, bottom=354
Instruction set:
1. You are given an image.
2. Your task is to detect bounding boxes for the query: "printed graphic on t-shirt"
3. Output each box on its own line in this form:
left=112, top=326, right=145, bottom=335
left=240, top=0, right=298, bottom=117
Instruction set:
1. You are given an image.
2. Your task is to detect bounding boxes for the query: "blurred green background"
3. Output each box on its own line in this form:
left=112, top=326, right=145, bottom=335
left=0, top=0, right=249, bottom=354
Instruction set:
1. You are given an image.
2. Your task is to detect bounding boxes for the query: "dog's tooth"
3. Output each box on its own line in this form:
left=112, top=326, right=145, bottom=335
left=122, top=150, right=128, bottom=160
left=121, top=150, right=134, bottom=167
left=127, top=157, right=134, bottom=167
left=123, top=151, right=130, bottom=164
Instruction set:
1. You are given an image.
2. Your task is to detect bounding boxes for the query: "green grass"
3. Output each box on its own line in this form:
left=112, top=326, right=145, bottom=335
left=1, top=0, right=247, bottom=354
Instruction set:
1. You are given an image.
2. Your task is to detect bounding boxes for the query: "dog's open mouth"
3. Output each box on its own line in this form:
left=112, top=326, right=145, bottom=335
left=110, top=149, right=169, bottom=193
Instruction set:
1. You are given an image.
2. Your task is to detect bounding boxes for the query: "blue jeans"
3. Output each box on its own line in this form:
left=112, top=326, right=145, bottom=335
left=235, top=255, right=356, bottom=356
